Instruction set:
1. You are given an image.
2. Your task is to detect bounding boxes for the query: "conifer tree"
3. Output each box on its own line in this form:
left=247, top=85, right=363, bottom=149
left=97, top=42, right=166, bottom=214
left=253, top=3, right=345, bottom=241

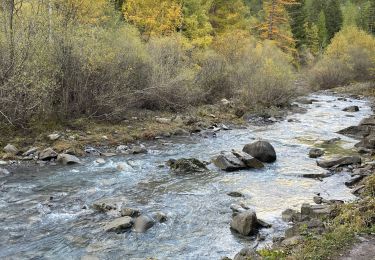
left=317, top=10, right=328, bottom=49
left=288, top=0, right=307, bottom=49
left=324, top=0, right=343, bottom=42
left=259, top=0, right=297, bottom=53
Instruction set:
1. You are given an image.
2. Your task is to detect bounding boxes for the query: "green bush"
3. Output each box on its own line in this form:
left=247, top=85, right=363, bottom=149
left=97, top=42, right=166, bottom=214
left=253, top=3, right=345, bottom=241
left=309, top=26, right=375, bottom=89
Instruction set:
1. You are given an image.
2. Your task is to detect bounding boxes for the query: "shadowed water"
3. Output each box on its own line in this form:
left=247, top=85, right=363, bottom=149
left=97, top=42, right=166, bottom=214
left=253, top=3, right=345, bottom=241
left=0, top=94, right=372, bottom=259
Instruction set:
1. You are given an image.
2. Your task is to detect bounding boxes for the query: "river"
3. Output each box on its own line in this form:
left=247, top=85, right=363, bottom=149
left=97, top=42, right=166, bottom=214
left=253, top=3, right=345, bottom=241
left=0, top=93, right=372, bottom=259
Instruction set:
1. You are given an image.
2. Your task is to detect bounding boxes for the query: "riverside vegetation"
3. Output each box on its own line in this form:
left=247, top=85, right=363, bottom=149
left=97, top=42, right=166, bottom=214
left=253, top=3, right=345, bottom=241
left=0, top=0, right=375, bottom=259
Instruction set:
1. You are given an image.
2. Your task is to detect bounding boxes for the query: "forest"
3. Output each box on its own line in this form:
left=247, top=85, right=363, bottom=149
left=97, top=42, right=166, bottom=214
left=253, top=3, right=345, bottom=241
left=0, top=0, right=374, bottom=126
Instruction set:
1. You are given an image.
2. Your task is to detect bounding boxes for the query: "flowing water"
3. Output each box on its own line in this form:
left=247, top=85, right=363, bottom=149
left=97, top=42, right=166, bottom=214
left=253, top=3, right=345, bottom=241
left=0, top=94, right=372, bottom=260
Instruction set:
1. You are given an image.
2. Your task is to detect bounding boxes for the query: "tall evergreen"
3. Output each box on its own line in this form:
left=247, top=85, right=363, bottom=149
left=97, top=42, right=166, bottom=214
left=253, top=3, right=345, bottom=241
left=288, top=0, right=307, bottom=49
left=317, top=10, right=328, bottom=49
left=324, top=0, right=343, bottom=41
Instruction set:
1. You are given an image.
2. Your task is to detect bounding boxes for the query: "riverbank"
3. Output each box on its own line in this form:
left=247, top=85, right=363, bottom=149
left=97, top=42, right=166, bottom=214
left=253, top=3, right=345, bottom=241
left=0, top=97, right=304, bottom=165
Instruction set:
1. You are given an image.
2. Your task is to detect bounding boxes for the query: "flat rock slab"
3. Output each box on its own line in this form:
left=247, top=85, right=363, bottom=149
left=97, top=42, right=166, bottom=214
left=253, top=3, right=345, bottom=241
left=104, top=216, right=133, bottom=232
left=317, top=156, right=361, bottom=169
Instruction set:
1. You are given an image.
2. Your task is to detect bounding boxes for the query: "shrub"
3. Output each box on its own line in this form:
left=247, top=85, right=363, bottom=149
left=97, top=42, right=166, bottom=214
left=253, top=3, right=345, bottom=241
left=309, top=26, right=375, bottom=89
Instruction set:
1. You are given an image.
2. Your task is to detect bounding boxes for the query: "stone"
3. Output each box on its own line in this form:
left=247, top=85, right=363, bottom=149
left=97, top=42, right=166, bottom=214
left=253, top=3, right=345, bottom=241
left=302, top=172, right=329, bottom=179
left=120, top=208, right=141, bottom=217
left=301, top=203, right=332, bottom=218
left=212, top=152, right=247, bottom=172
left=309, top=148, right=325, bottom=158
left=38, top=148, right=58, bottom=161
left=221, top=98, right=231, bottom=106
left=232, top=150, right=264, bottom=169
left=230, top=204, right=247, bottom=214
left=322, top=137, right=341, bottom=145
left=129, top=146, right=148, bottom=154
left=57, top=154, right=81, bottom=165
left=116, top=145, right=129, bottom=153
left=227, top=191, right=245, bottom=198
left=282, top=208, right=300, bottom=222
left=133, top=215, right=155, bottom=233
left=230, top=210, right=258, bottom=236
left=102, top=153, right=116, bottom=157
left=104, top=217, right=133, bottom=233
left=22, top=147, right=39, bottom=157
left=242, top=141, right=277, bottom=163
left=0, top=168, right=10, bottom=177
left=96, top=158, right=106, bottom=165
left=48, top=133, right=61, bottom=141
left=317, top=156, right=361, bottom=169
left=355, top=136, right=375, bottom=149
left=233, top=247, right=261, bottom=260
left=173, top=129, right=189, bottom=136
left=155, top=117, right=172, bottom=124
left=3, top=144, right=18, bottom=155
left=167, top=158, right=208, bottom=174
left=343, top=106, right=359, bottom=112
left=281, top=236, right=304, bottom=246
left=337, top=126, right=367, bottom=138
left=345, top=175, right=365, bottom=187
left=152, top=212, right=167, bottom=223
left=295, top=98, right=314, bottom=104
left=313, top=196, right=323, bottom=204
left=92, top=197, right=126, bottom=212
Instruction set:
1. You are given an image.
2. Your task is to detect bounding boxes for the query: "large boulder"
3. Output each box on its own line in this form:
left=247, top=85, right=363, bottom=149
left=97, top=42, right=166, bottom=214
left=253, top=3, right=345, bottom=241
left=167, top=158, right=208, bottom=174
left=104, top=217, right=134, bottom=233
left=38, top=148, right=58, bottom=161
left=230, top=210, right=258, bottom=236
left=133, top=215, right=155, bottom=233
left=56, top=154, right=81, bottom=165
left=242, top=141, right=277, bottom=163
left=212, top=152, right=247, bottom=172
left=3, top=144, right=18, bottom=155
left=317, top=156, right=361, bottom=169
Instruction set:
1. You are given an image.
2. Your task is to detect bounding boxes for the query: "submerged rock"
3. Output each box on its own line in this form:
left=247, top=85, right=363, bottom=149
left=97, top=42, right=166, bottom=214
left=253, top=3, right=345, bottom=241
left=104, top=216, right=133, bottom=233
left=343, top=106, right=359, bottom=112
left=227, top=191, right=245, bottom=198
left=167, top=158, right=208, bottom=174
left=133, top=215, right=155, bottom=233
left=317, top=156, right=361, bottom=169
left=309, top=148, right=325, bottom=158
left=57, top=154, right=81, bottom=165
left=242, top=141, right=277, bottom=163
left=152, top=212, right=167, bottom=223
left=0, top=168, right=10, bottom=177
left=129, top=146, right=148, bottom=154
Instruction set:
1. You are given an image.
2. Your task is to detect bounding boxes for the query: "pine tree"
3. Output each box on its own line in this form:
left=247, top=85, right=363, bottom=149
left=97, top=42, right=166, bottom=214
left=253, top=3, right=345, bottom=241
left=287, top=0, right=307, bottom=49
left=317, top=10, right=328, bottom=49
left=324, top=0, right=343, bottom=42
left=305, top=22, right=319, bottom=55
left=259, top=0, right=297, bottom=53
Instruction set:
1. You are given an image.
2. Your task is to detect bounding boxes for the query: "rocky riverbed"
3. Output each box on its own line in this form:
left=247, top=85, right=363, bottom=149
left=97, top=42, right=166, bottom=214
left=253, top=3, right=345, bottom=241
left=0, top=93, right=373, bottom=259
